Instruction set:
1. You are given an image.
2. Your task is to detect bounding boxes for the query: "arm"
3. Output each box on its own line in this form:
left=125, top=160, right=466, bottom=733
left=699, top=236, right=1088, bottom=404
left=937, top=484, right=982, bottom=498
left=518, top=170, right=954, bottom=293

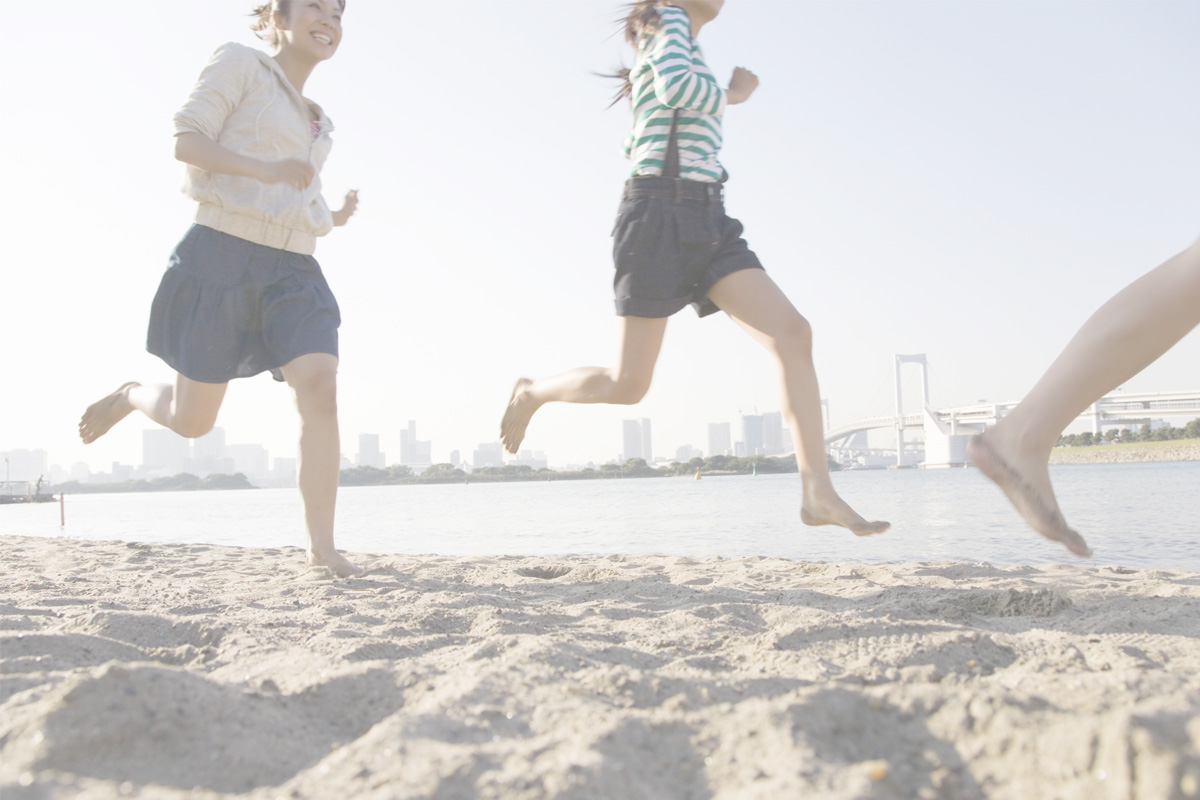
left=726, top=67, right=759, bottom=106
left=174, top=132, right=315, bottom=190
left=172, top=44, right=314, bottom=190
left=646, top=9, right=726, bottom=114
left=331, top=189, right=358, bottom=227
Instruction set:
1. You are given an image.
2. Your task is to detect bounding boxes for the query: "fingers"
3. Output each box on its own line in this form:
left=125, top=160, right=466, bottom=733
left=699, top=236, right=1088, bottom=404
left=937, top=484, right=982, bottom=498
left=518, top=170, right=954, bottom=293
left=275, top=159, right=316, bottom=190
left=342, top=189, right=359, bottom=217
left=290, top=162, right=316, bottom=190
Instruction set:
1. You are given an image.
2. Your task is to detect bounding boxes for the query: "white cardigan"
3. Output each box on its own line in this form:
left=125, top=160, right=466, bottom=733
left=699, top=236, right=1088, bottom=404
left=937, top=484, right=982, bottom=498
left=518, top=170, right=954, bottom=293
left=173, top=43, right=335, bottom=255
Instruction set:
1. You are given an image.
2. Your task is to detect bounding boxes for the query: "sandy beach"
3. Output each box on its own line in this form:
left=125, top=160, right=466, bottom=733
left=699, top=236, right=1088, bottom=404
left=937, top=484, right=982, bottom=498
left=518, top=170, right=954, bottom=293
left=1, top=535, right=1197, bottom=799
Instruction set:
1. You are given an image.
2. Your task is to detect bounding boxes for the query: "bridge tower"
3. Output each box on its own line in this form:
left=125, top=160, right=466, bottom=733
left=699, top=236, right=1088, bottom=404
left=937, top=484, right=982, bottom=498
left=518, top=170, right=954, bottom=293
left=894, top=354, right=929, bottom=467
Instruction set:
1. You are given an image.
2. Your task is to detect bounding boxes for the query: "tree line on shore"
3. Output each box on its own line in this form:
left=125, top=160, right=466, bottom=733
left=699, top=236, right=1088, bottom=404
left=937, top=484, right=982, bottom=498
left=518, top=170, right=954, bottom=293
left=339, top=453, right=814, bottom=487
left=1055, top=417, right=1200, bottom=448
left=45, top=454, right=821, bottom=495
left=50, top=473, right=255, bottom=494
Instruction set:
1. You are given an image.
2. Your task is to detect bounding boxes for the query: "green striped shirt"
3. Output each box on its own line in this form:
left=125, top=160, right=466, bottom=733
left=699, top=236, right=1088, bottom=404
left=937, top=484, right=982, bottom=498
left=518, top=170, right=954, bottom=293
left=622, top=5, right=727, bottom=183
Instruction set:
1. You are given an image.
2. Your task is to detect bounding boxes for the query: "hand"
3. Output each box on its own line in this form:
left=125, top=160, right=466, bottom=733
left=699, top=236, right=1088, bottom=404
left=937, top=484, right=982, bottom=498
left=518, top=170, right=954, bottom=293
left=257, top=158, right=316, bottom=190
left=332, top=189, right=359, bottom=227
left=727, top=66, right=759, bottom=105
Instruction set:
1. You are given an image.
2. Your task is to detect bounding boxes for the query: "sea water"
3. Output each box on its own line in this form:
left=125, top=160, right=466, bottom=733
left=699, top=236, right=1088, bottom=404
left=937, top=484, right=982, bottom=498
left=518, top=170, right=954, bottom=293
left=4, top=462, right=1199, bottom=571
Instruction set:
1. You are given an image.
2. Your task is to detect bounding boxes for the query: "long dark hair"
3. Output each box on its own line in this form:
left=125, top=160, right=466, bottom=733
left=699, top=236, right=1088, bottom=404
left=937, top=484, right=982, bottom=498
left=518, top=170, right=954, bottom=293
left=605, top=1, right=664, bottom=107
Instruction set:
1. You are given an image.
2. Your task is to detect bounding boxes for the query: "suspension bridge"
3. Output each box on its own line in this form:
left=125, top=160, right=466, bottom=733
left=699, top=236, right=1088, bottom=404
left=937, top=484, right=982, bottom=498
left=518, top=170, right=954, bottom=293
left=824, top=354, right=1200, bottom=468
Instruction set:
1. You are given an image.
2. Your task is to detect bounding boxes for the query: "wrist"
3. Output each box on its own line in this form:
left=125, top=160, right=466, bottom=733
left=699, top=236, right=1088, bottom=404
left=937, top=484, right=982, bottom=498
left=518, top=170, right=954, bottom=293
left=242, top=155, right=269, bottom=182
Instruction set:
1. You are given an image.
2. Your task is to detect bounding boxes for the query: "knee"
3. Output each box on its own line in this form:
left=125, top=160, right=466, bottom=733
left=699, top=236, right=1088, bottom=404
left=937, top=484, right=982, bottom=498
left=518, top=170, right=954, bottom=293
left=174, top=418, right=217, bottom=439
left=608, top=372, right=652, bottom=405
left=773, top=312, right=813, bottom=356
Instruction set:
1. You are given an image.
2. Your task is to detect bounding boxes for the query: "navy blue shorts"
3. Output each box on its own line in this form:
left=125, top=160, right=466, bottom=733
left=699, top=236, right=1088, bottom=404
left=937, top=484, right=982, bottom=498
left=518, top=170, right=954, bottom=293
left=612, top=177, right=764, bottom=318
left=146, top=224, right=340, bottom=383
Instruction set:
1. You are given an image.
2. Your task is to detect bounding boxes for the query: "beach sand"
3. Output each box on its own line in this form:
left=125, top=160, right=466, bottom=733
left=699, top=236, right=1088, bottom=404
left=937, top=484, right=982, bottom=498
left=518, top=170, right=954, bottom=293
left=1, top=535, right=1197, bottom=799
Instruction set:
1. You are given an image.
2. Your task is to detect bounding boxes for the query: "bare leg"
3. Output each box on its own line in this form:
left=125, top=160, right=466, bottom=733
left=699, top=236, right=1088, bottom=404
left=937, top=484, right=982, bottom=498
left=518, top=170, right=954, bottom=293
left=79, top=376, right=226, bottom=443
left=969, top=242, right=1200, bottom=555
left=708, top=269, right=889, bottom=536
left=280, top=353, right=360, bottom=578
left=500, top=316, right=668, bottom=453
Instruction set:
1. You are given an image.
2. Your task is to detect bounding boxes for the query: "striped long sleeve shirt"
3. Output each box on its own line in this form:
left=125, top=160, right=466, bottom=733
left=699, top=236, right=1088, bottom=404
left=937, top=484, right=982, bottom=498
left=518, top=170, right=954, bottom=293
left=622, top=5, right=727, bottom=182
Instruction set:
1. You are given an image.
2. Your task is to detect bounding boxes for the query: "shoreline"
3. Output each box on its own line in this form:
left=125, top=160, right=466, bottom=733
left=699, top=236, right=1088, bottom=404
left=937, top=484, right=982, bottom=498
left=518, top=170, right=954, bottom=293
left=2, top=535, right=1198, bottom=799
left=1049, top=442, right=1200, bottom=465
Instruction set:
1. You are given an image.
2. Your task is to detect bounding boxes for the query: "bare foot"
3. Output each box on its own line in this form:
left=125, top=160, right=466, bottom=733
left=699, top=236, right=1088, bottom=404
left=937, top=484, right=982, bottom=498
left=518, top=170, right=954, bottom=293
left=307, top=548, right=363, bottom=578
left=801, top=490, right=890, bottom=536
left=500, top=378, right=538, bottom=454
left=967, top=431, right=1091, bottom=557
left=79, top=382, right=140, bottom=444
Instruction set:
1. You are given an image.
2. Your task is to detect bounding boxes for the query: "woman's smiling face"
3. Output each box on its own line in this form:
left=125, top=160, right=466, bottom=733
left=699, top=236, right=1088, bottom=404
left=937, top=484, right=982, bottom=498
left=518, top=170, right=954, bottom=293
left=275, top=0, right=344, bottom=60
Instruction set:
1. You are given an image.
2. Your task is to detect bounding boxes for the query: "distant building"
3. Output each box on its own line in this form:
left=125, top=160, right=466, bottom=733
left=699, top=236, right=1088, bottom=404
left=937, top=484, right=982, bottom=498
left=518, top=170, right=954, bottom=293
left=356, top=433, right=385, bottom=469
left=675, top=444, right=701, bottom=462
left=143, top=429, right=189, bottom=476
left=511, top=449, right=549, bottom=469
left=707, top=422, right=731, bottom=458
left=399, top=420, right=432, bottom=466
left=193, top=427, right=225, bottom=459
left=619, top=418, right=653, bottom=463
left=226, top=444, right=269, bottom=479
left=741, top=413, right=764, bottom=457
left=449, top=449, right=461, bottom=468
left=622, top=419, right=642, bottom=461
left=1, top=448, right=49, bottom=484
left=762, top=411, right=784, bottom=455
left=191, top=428, right=234, bottom=476
left=473, top=442, right=505, bottom=468
left=273, top=457, right=297, bottom=483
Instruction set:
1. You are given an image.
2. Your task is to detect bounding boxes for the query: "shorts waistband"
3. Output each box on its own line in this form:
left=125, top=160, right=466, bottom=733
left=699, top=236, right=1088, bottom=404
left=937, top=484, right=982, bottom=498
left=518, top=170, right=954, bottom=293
left=622, top=177, right=723, bottom=204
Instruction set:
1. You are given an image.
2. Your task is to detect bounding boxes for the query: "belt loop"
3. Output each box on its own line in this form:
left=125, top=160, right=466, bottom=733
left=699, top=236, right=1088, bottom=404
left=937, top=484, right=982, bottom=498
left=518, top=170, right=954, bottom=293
left=674, top=178, right=682, bottom=204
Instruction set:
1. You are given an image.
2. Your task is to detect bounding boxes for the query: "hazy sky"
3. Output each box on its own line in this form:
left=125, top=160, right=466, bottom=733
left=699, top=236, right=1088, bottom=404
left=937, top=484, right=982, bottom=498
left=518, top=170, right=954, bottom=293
left=4, top=0, right=1199, bottom=472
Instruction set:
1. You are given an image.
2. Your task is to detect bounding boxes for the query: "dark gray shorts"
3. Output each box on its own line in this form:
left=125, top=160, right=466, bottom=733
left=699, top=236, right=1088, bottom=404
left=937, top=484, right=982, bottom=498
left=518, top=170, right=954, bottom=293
left=612, top=177, right=764, bottom=318
left=146, top=224, right=340, bottom=383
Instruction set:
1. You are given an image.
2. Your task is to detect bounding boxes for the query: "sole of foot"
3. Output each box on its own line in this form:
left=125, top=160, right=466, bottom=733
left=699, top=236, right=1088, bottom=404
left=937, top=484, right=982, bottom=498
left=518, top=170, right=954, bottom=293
left=967, top=433, right=1091, bottom=557
left=800, top=507, right=890, bottom=537
left=79, top=382, right=140, bottom=444
left=500, top=377, right=534, bottom=454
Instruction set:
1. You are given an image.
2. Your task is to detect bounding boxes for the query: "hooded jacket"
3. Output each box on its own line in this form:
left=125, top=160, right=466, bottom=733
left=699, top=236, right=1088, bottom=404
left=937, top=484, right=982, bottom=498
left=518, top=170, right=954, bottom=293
left=173, top=43, right=334, bottom=255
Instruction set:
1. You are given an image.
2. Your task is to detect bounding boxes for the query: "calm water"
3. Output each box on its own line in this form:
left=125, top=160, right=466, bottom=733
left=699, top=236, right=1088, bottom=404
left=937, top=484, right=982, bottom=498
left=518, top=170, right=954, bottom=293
left=4, top=462, right=1199, bottom=571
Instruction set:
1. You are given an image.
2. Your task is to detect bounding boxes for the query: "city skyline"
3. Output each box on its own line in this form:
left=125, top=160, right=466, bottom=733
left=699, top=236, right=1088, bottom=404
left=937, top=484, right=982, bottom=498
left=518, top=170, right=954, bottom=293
left=9, top=391, right=1198, bottom=486
left=1, top=404, right=803, bottom=485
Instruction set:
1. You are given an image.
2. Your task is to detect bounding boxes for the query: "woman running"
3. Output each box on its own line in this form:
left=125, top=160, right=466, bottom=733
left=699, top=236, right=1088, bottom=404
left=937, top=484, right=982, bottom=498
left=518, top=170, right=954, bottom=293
left=78, top=0, right=361, bottom=576
left=501, top=0, right=889, bottom=537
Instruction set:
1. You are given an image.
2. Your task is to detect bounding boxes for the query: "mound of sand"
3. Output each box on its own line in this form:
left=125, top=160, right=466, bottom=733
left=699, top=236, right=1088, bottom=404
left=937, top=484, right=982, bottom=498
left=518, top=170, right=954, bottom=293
left=1, top=536, right=1197, bottom=799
